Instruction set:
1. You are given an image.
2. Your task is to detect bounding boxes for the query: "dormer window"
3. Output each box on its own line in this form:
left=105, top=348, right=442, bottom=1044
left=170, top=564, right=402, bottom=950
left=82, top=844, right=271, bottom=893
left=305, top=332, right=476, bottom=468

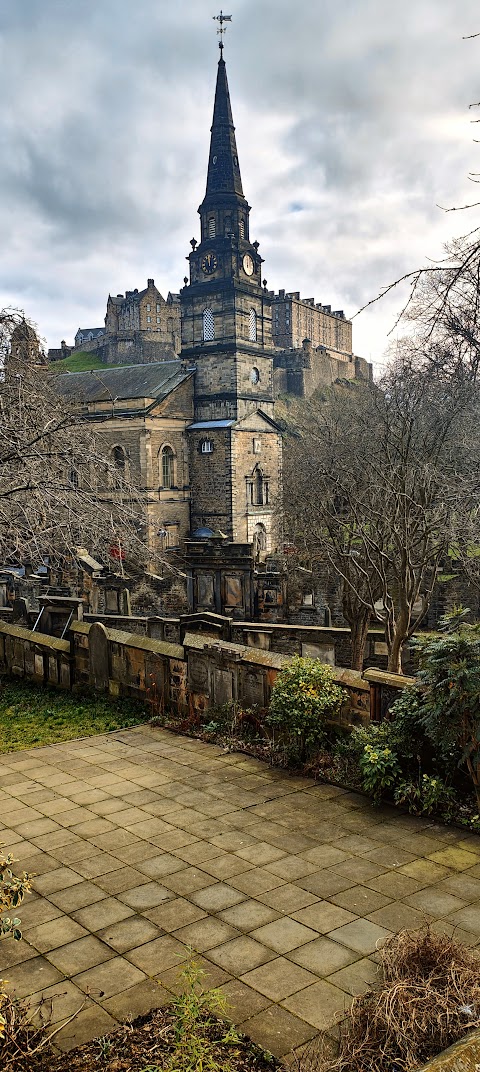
left=208, top=217, right=216, bottom=238
left=201, top=439, right=214, bottom=454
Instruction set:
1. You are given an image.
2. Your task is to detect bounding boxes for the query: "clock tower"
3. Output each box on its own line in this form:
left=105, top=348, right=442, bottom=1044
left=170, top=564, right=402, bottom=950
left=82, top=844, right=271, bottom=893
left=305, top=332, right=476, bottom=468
left=182, top=29, right=282, bottom=580
left=181, top=50, right=275, bottom=422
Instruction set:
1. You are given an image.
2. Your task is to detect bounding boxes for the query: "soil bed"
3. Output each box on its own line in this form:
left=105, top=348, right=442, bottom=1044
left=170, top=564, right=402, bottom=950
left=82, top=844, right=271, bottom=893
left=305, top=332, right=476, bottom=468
left=2, top=1002, right=280, bottom=1072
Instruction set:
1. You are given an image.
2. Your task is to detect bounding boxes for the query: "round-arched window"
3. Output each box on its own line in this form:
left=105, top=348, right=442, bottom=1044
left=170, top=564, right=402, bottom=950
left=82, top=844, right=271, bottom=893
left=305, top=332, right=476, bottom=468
left=112, top=446, right=126, bottom=471
left=161, top=446, right=175, bottom=488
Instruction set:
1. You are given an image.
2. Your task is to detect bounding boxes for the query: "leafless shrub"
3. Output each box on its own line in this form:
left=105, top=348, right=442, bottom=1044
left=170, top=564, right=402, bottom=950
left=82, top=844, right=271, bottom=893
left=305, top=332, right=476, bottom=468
left=301, top=926, right=480, bottom=1072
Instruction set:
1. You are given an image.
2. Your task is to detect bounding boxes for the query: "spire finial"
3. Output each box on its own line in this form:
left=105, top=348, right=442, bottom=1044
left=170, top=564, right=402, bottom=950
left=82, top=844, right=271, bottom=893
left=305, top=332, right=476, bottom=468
left=213, top=10, right=232, bottom=54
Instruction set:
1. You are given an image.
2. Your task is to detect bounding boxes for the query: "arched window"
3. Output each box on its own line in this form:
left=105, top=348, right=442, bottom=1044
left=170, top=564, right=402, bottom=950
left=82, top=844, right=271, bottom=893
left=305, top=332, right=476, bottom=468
left=201, top=439, right=214, bottom=454
left=208, top=217, right=216, bottom=238
left=112, top=446, right=126, bottom=472
left=249, top=308, right=257, bottom=342
left=248, top=466, right=269, bottom=507
left=69, top=467, right=79, bottom=488
left=203, top=308, right=215, bottom=341
left=161, top=446, right=175, bottom=488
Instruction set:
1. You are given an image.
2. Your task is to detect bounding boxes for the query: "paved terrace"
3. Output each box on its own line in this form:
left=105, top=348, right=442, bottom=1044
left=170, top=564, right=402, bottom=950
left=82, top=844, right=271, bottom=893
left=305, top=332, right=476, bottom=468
left=2, top=726, right=480, bottom=1064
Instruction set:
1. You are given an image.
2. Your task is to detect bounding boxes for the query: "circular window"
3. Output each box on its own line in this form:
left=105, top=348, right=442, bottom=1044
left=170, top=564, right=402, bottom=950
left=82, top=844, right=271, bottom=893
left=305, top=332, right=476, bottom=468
left=250, top=367, right=260, bottom=385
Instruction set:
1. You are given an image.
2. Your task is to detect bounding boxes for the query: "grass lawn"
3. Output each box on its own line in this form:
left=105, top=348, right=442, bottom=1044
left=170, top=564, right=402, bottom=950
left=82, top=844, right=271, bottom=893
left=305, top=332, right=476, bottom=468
left=0, top=680, right=147, bottom=753
left=50, top=351, right=131, bottom=373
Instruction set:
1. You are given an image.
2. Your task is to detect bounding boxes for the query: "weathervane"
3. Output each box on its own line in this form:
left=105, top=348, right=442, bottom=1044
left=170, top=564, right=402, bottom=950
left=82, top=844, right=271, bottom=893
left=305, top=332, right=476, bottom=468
left=213, top=11, right=232, bottom=53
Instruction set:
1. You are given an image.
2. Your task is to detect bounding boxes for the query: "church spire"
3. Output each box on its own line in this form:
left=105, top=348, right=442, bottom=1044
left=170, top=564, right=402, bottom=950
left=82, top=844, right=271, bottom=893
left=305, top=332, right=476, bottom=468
left=203, top=54, right=245, bottom=202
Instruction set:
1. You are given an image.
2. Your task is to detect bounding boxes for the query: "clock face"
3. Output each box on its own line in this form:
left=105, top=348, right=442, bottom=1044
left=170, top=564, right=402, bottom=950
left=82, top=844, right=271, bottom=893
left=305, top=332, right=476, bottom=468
left=201, top=252, right=218, bottom=274
left=243, top=253, right=254, bottom=276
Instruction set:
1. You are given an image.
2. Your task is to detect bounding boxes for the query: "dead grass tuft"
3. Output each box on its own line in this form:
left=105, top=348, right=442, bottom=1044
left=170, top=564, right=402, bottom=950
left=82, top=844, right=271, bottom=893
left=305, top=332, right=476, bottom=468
left=295, top=926, right=480, bottom=1072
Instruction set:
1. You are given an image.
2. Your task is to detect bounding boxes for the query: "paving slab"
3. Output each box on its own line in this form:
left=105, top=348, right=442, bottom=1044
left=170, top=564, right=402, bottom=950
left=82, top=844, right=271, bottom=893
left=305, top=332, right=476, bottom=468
left=3, top=724, right=480, bottom=1058
left=241, top=956, right=317, bottom=1000
left=327, top=956, right=380, bottom=995
left=282, top=977, right=349, bottom=1030
left=241, top=1004, right=317, bottom=1058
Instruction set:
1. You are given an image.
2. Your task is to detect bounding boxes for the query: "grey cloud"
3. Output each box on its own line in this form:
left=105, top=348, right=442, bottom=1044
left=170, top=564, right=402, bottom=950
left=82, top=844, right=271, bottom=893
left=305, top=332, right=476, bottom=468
left=0, top=0, right=478, bottom=359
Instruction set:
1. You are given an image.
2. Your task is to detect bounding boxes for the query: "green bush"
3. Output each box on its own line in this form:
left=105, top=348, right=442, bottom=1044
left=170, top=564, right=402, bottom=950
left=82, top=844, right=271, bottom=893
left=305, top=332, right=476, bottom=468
left=358, top=740, right=401, bottom=804
left=394, top=775, right=456, bottom=817
left=142, top=958, right=240, bottom=1072
left=266, top=656, right=346, bottom=762
left=408, top=613, right=480, bottom=808
left=1, top=849, right=32, bottom=1040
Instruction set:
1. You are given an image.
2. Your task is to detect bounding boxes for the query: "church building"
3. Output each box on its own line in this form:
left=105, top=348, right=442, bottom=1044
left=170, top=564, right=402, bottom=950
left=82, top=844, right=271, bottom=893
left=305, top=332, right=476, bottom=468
left=54, top=40, right=283, bottom=618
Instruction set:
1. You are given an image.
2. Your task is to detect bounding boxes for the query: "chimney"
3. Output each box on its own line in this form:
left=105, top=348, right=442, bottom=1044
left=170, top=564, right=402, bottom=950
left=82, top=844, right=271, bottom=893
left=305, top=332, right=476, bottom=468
left=147, top=278, right=154, bottom=287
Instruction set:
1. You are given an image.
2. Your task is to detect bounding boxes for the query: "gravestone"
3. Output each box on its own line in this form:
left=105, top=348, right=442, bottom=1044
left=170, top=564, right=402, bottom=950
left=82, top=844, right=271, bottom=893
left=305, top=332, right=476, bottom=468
left=12, top=597, right=29, bottom=624
left=89, top=621, right=109, bottom=691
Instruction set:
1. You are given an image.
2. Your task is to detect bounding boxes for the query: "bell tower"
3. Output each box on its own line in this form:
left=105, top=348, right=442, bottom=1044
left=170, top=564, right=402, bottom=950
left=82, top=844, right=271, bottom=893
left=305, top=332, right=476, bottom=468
left=181, top=28, right=274, bottom=422
left=183, top=17, right=282, bottom=571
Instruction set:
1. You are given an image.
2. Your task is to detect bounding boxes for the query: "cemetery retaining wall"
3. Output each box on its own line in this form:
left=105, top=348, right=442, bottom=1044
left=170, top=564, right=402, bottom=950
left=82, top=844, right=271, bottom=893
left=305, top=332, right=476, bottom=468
left=0, top=618, right=403, bottom=729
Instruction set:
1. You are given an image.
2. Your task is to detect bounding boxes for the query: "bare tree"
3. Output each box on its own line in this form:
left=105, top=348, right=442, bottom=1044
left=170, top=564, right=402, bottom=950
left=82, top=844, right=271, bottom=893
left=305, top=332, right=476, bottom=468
left=0, top=310, right=164, bottom=573
left=283, top=387, right=383, bottom=670
left=283, top=342, right=480, bottom=673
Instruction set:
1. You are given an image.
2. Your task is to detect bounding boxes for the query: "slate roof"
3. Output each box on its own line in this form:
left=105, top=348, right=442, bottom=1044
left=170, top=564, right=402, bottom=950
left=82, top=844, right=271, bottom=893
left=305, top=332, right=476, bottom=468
left=54, top=361, right=193, bottom=405
left=188, top=420, right=234, bottom=430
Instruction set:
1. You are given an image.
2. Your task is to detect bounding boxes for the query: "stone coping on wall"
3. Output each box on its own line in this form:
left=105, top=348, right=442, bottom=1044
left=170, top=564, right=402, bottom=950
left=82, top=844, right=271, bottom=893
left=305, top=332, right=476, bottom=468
left=234, top=621, right=386, bottom=637
left=183, top=631, right=288, bottom=670
left=417, top=1028, right=480, bottom=1070
left=333, top=665, right=369, bottom=691
left=70, top=620, right=184, bottom=661
left=362, top=666, right=416, bottom=689
left=0, top=620, right=70, bottom=653
left=182, top=631, right=368, bottom=689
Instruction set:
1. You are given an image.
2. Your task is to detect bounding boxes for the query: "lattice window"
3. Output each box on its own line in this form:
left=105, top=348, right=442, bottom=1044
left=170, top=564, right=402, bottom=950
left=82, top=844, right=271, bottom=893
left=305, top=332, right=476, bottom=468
left=203, top=308, right=215, bottom=341
left=208, top=217, right=216, bottom=238
left=249, top=308, right=257, bottom=342
left=239, top=219, right=245, bottom=238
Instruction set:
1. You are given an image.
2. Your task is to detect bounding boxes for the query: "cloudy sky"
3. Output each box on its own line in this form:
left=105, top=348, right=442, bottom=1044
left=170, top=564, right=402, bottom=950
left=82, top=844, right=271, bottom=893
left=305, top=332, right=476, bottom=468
left=0, top=0, right=479, bottom=367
